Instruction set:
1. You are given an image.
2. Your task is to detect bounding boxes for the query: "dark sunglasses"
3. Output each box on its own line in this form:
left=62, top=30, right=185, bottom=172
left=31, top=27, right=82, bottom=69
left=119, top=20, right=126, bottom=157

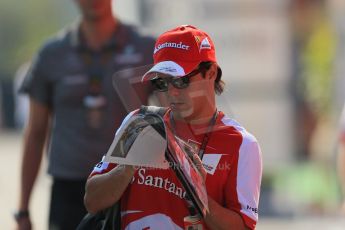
left=150, top=67, right=205, bottom=92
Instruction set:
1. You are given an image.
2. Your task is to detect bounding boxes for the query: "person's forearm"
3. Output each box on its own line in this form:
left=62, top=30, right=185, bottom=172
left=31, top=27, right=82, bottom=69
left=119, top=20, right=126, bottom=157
left=18, top=128, right=46, bottom=211
left=204, top=196, right=248, bottom=230
left=84, top=165, right=135, bottom=214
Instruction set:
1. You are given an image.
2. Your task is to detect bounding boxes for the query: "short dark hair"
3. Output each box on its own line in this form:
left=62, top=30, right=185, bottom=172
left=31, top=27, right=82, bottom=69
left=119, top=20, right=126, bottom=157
left=199, top=62, right=225, bottom=95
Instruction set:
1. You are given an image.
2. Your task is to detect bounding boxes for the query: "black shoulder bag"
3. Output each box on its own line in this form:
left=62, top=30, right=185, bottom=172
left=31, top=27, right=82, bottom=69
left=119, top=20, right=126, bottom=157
left=76, top=202, right=120, bottom=230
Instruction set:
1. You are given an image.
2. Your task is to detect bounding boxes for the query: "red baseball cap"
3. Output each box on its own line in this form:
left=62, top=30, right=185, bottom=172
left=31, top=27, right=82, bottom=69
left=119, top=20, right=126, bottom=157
left=142, top=25, right=217, bottom=81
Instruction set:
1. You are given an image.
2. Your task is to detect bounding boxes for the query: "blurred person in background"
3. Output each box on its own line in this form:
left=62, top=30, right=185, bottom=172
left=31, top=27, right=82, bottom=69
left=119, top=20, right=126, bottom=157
left=337, top=103, right=345, bottom=213
left=290, top=0, right=336, bottom=161
left=287, top=0, right=340, bottom=215
left=15, top=0, right=155, bottom=229
left=84, top=25, right=263, bottom=230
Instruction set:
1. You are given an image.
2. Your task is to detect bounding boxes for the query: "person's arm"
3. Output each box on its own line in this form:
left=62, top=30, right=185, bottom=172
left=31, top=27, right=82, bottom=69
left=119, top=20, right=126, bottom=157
left=84, top=165, right=135, bottom=214
left=204, top=197, right=248, bottom=230
left=16, top=98, right=50, bottom=229
left=338, top=134, right=345, bottom=212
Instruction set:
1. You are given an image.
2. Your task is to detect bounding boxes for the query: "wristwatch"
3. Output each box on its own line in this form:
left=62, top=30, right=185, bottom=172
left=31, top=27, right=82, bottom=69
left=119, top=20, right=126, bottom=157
left=14, top=210, right=29, bottom=222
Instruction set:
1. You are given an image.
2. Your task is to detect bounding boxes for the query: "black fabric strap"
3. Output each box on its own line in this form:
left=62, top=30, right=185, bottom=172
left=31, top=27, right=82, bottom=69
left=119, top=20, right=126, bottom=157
left=196, top=111, right=218, bottom=159
left=169, top=110, right=218, bottom=159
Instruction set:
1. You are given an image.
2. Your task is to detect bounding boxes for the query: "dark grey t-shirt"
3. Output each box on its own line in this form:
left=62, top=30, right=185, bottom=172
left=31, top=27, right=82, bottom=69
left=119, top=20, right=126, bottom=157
left=20, top=22, right=155, bottom=179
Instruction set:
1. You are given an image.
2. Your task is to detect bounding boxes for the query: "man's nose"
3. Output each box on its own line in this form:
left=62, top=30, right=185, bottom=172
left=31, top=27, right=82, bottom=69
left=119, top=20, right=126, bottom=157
left=167, top=82, right=180, bottom=96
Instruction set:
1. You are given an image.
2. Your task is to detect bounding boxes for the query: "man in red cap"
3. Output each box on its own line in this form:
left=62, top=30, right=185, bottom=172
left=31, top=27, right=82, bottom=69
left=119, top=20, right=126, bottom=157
left=84, top=25, right=262, bottom=229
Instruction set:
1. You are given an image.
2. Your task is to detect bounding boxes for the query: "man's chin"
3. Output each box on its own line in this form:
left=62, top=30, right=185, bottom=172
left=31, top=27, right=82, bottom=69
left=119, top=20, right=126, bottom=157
left=84, top=12, right=99, bottom=21
left=171, top=106, right=194, bottom=120
left=84, top=10, right=110, bottom=21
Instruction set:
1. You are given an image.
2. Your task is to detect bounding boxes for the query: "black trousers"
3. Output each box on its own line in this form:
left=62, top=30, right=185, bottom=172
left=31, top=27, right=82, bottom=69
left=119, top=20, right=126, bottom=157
left=49, top=178, right=87, bottom=230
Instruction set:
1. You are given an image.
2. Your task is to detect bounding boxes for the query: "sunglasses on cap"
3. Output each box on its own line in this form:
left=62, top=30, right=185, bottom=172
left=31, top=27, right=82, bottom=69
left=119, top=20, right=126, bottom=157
left=150, top=67, right=205, bottom=92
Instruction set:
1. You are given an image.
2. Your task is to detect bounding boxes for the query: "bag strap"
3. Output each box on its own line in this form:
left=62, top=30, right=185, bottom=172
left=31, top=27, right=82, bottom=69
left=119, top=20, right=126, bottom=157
left=102, top=201, right=121, bottom=230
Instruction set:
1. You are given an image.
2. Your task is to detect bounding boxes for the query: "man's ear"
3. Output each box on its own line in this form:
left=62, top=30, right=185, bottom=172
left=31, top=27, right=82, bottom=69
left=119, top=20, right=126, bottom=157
left=206, top=63, right=218, bottom=80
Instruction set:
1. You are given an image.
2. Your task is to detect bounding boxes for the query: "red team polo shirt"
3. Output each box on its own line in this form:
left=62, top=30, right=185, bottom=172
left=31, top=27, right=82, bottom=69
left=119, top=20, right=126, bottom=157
left=90, top=109, right=262, bottom=229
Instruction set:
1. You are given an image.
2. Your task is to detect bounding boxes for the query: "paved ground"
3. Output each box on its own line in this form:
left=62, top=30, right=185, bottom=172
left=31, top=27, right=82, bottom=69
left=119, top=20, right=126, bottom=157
left=1, top=130, right=344, bottom=229
left=0, top=130, right=50, bottom=230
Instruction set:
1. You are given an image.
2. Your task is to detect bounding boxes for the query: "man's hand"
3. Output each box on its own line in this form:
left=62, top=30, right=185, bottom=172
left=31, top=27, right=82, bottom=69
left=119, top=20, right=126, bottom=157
left=191, top=154, right=249, bottom=230
left=192, top=154, right=207, bottom=182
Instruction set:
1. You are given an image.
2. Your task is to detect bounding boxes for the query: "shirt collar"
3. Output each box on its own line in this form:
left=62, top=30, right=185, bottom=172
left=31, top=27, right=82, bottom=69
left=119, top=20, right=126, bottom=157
left=69, top=19, right=130, bottom=52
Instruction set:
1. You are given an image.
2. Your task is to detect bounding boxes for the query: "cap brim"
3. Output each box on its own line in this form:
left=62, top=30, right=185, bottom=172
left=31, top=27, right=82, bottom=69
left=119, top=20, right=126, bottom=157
left=141, top=61, right=199, bottom=81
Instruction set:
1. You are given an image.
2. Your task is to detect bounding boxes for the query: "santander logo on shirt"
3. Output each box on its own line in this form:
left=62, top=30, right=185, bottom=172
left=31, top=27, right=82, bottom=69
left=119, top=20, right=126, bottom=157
left=132, top=168, right=186, bottom=199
